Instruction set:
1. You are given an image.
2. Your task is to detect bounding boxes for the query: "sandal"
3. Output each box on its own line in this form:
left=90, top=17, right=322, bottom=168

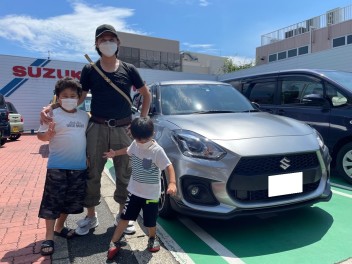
left=54, top=227, right=76, bottom=239
left=41, top=240, right=54, bottom=256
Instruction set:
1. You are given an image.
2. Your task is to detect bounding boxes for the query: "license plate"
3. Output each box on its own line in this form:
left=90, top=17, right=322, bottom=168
left=12, top=127, right=19, bottom=133
left=268, top=172, right=303, bottom=197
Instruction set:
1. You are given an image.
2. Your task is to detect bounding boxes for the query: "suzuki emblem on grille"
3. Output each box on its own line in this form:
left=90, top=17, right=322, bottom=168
left=280, top=157, right=291, bottom=170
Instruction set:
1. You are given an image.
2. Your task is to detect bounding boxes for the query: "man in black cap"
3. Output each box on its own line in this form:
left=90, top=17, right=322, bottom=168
left=73, top=24, right=151, bottom=235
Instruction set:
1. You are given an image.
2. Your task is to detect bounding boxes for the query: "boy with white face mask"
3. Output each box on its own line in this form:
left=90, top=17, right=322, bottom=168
left=37, top=77, right=89, bottom=256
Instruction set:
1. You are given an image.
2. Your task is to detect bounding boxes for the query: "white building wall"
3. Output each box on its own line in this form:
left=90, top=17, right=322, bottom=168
left=220, top=44, right=352, bottom=82
left=0, top=55, right=216, bottom=131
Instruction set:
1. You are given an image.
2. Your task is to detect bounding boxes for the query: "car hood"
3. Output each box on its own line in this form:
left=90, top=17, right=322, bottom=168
left=163, top=112, right=312, bottom=140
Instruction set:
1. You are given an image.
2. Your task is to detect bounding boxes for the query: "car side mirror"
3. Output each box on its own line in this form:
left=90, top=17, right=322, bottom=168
left=331, top=96, right=347, bottom=107
left=251, top=102, right=261, bottom=110
left=302, top=94, right=330, bottom=108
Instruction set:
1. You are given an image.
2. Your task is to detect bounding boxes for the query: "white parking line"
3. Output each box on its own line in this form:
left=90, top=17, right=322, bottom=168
left=178, top=216, right=245, bottom=264
left=331, top=182, right=352, bottom=191
left=332, top=189, right=352, bottom=199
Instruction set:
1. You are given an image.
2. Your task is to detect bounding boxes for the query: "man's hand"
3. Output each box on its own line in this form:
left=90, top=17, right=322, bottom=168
left=103, top=149, right=116, bottom=159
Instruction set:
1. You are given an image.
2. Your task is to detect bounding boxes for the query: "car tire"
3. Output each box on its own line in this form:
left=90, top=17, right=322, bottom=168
left=336, top=142, right=352, bottom=184
left=158, top=172, right=175, bottom=219
left=9, top=134, right=21, bottom=141
left=0, top=138, right=6, bottom=146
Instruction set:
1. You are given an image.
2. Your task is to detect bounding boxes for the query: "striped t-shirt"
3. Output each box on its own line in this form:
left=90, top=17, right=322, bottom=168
left=126, top=140, right=171, bottom=200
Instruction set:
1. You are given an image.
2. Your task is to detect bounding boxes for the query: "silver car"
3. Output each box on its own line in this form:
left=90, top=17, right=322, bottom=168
left=135, top=80, right=332, bottom=219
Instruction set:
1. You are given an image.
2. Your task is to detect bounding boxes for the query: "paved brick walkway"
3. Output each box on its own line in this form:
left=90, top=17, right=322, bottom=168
left=0, top=134, right=51, bottom=264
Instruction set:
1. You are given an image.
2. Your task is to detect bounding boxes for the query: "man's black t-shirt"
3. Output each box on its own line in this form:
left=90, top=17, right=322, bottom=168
left=80, top=60, right=144, bottom=119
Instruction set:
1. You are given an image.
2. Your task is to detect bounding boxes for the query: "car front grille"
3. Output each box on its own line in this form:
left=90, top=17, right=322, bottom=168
left=228, top=152, right=321, bottom=202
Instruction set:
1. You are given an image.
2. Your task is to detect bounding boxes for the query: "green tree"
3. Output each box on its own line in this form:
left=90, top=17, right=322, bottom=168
left=222, top=58, right=254, bottom=73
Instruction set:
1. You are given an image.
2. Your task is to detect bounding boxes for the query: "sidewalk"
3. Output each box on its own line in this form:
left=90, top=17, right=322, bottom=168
left=0, top=134, right=50, bottom=264
left=0, top=134, right=179, bottom=264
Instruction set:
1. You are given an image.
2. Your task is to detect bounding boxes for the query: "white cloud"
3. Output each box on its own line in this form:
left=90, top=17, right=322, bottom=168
left=165, top=0, right=210, bottom=7
left=227, top=56, right=255, bottom=65
left=182, top=42, right=220, bottom=55
left=0, top=2, right=144, bottom=61
left=199, top=0, right=210, bottom=7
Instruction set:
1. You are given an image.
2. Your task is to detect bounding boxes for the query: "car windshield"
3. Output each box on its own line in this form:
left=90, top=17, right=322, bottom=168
left=320, top=70, right=352, bottom=90
left=160, top=83, right=254, bottom=115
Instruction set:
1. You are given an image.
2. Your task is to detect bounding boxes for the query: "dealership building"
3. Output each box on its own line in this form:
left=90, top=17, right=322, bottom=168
left=2, top=4, right=352, bottom=131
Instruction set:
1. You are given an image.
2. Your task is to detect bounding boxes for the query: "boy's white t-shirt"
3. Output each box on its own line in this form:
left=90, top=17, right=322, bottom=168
left=38, top=107, right=89, bottom=170
left=127, top=140, right=171, bottom=200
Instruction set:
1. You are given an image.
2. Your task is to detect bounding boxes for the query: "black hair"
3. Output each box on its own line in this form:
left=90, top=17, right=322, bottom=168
left=54, top=77, right=82, bottom=98
left=130, top=117, right=154, bottom=140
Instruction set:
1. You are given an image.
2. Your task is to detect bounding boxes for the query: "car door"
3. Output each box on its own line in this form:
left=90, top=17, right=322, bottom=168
left=276, top=74, right=331, bottom=147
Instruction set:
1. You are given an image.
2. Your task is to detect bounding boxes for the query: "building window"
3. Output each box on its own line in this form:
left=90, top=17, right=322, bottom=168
left=298, top=46, right=308, bottom=55
left=347, top=35, right=352, bottom=45
left=269, top=54, right=277, bottom=62
left=288, top=49, right=297, bottom=58
left=278, top=51, right=287, bottom=60
left=333, top=36, right=346, bottom=47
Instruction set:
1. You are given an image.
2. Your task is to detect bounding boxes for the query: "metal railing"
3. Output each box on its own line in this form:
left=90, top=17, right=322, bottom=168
left=261, top=5, right=352, bottom=46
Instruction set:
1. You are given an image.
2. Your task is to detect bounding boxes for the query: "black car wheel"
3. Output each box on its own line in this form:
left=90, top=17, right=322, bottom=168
left=158, top=172, right=175, bottom=219
left=9, top=134, right=21, bottom=141
left=336, top=142, right=352, bottom=184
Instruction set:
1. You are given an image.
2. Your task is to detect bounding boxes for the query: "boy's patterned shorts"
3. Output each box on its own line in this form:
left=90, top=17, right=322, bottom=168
left=38, top=169, right=87, bottom=220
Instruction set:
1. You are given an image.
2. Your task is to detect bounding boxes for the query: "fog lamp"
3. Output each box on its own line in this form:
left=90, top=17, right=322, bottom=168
left=190, top=186, right=200, bottom=196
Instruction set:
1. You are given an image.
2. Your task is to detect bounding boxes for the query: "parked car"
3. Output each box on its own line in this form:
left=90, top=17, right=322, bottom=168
left=5, top=102, right=24, bottom=141
left=225, top=69, right=352, bottom=184
left=133, top=80, right=332, bottom=219
left=0, top=94, right=10, bottom=146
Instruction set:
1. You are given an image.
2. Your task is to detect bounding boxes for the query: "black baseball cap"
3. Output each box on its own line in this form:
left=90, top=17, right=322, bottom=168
left=95, top=24, right=119, bottom=39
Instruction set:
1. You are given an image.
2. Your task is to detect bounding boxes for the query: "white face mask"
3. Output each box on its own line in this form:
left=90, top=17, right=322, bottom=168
left=99, top=42, right=118, bottom=57
left=136, top=140, right=154, bottom=150
left=61, top=98, right=78, bottom=111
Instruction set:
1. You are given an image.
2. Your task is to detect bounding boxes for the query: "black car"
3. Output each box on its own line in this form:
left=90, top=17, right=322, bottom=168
left=0, top=94, right=10, bottom=146
left=225, top=69, right=352, bottom=184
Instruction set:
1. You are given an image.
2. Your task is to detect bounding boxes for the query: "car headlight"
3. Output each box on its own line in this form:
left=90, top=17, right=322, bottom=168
left=172, top=130, right=226, bottom=160
left=314, top=129, right=326, bottom=150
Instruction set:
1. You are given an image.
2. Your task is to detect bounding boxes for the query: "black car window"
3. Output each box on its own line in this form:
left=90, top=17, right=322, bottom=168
left=280, top=77, right=324, bottom=105
left=6, top=102, right=17, bottom=113
left=248, top=82, right=276, bottom=104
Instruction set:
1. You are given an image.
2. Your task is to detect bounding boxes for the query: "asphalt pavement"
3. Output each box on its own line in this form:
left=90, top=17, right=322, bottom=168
left=0, top=134, right=179, bottom=264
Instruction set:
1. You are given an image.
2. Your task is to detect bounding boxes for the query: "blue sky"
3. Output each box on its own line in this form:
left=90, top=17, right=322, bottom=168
left=0, top=0, right=352, bottom=64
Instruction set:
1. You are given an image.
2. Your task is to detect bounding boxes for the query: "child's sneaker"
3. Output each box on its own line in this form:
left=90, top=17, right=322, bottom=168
left=75, top=213, right=99, bottom=236
left=147, top=236, right=160, bottom=252
left=114, top=214, right=136, bottom=234
left=107, top=239, right=123, bottom=260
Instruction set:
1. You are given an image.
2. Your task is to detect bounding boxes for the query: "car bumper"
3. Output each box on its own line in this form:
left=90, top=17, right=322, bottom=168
left=10, top=123, right=24, bottom=134
left=170, top=181, right=332, bottom=220
left=169, top=147, right=331, bottom=219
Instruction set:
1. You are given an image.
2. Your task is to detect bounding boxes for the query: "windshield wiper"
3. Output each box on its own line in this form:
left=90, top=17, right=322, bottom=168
left=191, top=110, right=237, bottom=114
